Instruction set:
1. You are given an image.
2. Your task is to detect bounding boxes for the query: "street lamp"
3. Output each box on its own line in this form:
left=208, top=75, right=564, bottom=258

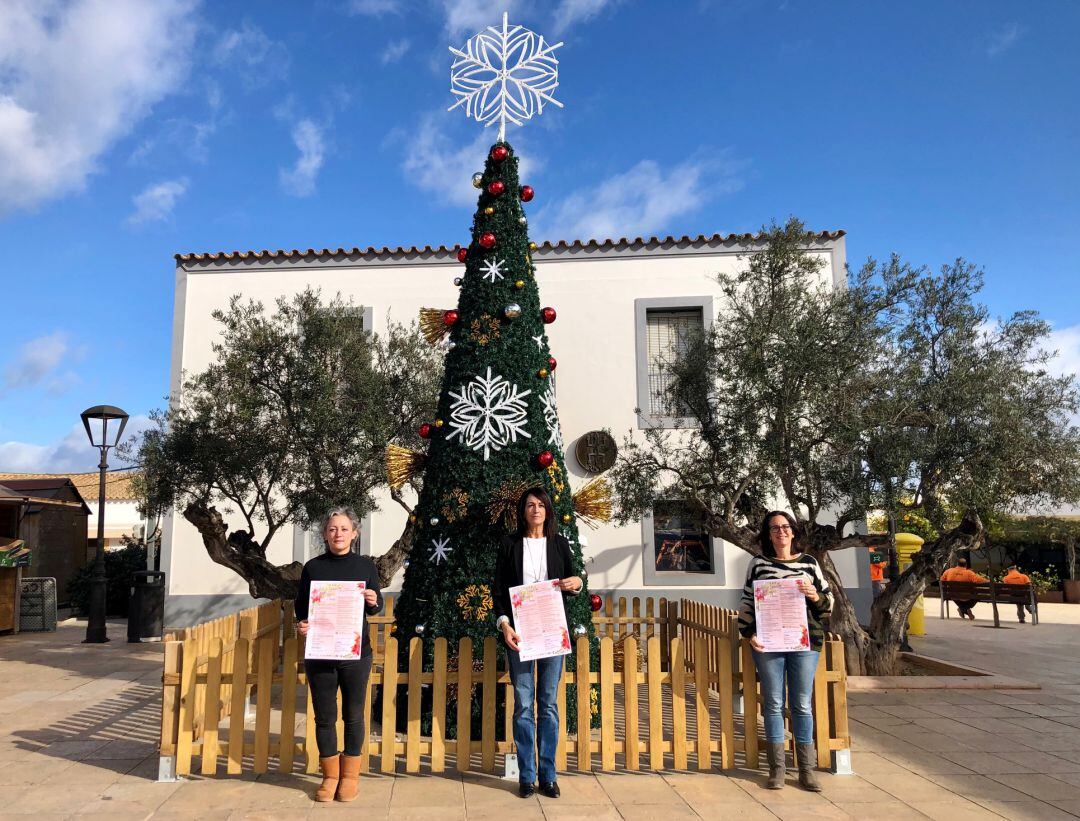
left=80, top=405, right=129, bottom=644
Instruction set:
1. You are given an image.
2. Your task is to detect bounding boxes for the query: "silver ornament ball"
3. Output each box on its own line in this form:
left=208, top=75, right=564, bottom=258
left=518, top=216, right=527, bottom=225
left=503, top=302, right=522, bottom=319
left=453, top=277, right=463, bottom=286
left=430, top=516, right=440, bottom=526
left=447, top=340, right=457, bottom=350
left=415, top=623, right=426, bottom=636
left=471, top=172, right=484, bottom=189
left=573, top=624, right=588, bottom=638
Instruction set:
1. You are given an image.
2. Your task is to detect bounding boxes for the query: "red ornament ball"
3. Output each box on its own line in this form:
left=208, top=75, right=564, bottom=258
left=456, top=248, right=468, bottom=263
left=548, top=356, right=557, bottom=371
left=519, top=185, right=535, bottom=202
left=443, top=310, right=459, bottom=326
left=487, top=180, right=506, bottom=196
left=537, top=450, right=554, bottom=468
left=541, top=306, right=557, bottom=324
left=418, top=423, right=432, bottom=439
left=491, top=145, right=509, bottom=161
left=590, top=593, right=603, bottom=612
left=479, top=232, right=496, bottom=249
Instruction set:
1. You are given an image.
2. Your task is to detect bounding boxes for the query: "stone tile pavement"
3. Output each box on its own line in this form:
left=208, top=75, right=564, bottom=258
left=2, top=605, right=1080, bottom=819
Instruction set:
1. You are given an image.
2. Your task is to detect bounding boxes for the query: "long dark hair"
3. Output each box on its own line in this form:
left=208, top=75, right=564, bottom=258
left=516, top=487, right=558, bottom=541
left=757, top=510, right=800, bottom=558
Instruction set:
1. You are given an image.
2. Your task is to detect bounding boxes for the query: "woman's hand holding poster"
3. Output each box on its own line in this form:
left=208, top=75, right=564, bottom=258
left=753, top=578, right=810, bottom=652
left=305, top=580, right=366, bottom=660
left=510, top=579, right=572, bottom=662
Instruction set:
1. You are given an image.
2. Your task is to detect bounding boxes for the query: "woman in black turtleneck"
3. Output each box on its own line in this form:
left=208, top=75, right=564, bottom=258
left=295, top=507, right=382, bottom=803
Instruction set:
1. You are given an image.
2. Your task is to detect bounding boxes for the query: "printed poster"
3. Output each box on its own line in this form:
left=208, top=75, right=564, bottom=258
left=510, top=579, right=572, bottom=662
left=305, top=580, right=366, bottom=660
left=753, top=577, right=810, bottom=652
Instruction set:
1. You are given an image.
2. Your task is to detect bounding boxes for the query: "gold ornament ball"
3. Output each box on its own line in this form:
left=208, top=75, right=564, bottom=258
left=561, top=513, right=572, bottom=524
left=484, top=206, right=494, bottom=215
left=434, top=419, right=444, bottom=428
left=409, top=514, right=417, bottom=523
left=515, top=279, right=525, bottom=289
left=553, top=494, right=560, bottom=503
left=538, top=368, right=549, bottom=378
left=529, top=242, right=538, bottom=250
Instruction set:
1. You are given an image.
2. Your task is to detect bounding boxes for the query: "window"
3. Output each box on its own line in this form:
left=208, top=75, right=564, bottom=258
left=646, top=308, right=703, bottom=417
left=651, top=501, right=713, bottom=573
left=634, top=297, right=712, bottom=428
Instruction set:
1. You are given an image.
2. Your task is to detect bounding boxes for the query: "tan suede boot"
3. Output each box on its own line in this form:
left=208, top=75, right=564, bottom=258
left=336, top=754, right=362, bottom=802
left=315, top=755, right=340, bottom=802
left=765, top=742, right=786, bottom=789
left=796, top=742, right=822, bottom=792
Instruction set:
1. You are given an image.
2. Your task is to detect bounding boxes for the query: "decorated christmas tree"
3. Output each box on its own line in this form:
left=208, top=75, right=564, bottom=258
left=388, top=14, right=609, bottom=733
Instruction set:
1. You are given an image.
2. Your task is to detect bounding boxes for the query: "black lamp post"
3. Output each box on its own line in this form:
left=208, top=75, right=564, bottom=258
left=81, top=404, right=129, bottom=644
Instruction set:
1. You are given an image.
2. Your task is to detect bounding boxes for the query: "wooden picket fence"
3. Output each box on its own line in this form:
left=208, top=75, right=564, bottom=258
left=159, top=595, right=850, bottom=780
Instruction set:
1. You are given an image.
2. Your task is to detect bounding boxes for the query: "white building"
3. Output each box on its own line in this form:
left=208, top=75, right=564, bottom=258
left=162, top=231, right=871, bottom=627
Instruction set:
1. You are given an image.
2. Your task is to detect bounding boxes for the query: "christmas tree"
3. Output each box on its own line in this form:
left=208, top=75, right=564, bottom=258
left=391, top=139, right=606, bottom=731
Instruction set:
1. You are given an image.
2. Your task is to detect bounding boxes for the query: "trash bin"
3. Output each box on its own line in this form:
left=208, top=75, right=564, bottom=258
left=128, top=571, right=165, bottom=643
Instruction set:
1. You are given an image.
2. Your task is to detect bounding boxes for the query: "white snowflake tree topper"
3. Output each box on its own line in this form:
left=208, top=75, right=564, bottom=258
left=449, top=12, right=564, bottom=141
left=480, top=258, right=505, bottom=282
left=430, top=537, right=452, bottom=565
left=447, top=367, right=532, bottom=460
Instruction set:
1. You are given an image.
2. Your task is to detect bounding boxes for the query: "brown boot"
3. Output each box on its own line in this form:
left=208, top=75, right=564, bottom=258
left=315, top=755, right=340, bottom=802
left=765, top=742, right=786, bottom=789
left=796, top=742, right=822, bottom=792
left=336, top=754, right=361, bottom=802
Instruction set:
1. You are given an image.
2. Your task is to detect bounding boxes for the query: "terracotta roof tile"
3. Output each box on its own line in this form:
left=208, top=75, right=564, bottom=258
left=175, top=230, right=845, bottom=265
left=0, top=472, right=140, bottom=502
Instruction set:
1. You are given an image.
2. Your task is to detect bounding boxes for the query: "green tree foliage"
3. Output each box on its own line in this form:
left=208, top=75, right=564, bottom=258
left=392, top=141, right=594, bottom=729
left=608, top=218, right=1080, bottom=674
left=133, top=290, right=442, bottom=599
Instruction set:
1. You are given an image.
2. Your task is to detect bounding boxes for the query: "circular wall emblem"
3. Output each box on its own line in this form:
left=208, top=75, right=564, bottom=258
left=574, top=430, right=617, bottom=473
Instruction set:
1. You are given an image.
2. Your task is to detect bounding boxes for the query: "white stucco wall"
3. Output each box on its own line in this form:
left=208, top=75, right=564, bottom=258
left=162, top=235, right=870, bottom=626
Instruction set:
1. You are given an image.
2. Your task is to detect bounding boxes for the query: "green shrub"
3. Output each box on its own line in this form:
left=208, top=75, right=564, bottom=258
left=67, top=541, right=148, bottom=616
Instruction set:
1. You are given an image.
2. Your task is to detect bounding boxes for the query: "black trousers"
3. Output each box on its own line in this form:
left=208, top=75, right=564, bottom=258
left=306, top=656, right=373, bottom=757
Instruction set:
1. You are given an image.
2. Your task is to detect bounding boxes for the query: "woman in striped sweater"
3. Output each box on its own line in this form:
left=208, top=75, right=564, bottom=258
left=738, top=510, right=833, bottom=791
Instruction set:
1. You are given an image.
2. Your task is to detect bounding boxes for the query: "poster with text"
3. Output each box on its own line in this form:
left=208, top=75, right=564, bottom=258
left=510, top=579, right=572, bottom=662
left=305, top=580, right=366, bottom=660
left=753, top=578, right=810, bottom=652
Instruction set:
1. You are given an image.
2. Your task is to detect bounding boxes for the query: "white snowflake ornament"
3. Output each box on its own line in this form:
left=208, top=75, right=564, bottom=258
left=480, top=258, right=506, bottom=282
left=539, top=383, right=564, bottom=452
left=430, top=537, right=452, bottom=565
left=447, top=366, right=532, bottom=460
left=449, top=12, right=564, bottom=142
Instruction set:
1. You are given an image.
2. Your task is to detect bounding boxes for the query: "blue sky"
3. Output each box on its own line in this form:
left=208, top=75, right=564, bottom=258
left=1, top=0, right=1078, bottom=473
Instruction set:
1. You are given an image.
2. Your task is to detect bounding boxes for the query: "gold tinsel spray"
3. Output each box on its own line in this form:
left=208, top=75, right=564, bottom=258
left=418, top=308, right=453, bottom=345
left=571, top=477, right=614, bottom=529
left=386, top=444, right=427, bottom=490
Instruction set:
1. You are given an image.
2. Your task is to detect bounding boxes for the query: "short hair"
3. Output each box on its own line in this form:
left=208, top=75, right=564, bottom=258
left=516, top=487, right=557, bottom=541
left=956, top=557, right=968, bottom=567
left=320, top=507, right=361, bottom=547
left=758, top=510, right=800, bottom=558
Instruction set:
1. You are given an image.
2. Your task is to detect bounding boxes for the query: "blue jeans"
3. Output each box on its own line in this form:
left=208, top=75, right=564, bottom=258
left=507, top=649, right=563, bottom=785
left=752, top=649, right=820, bottom=744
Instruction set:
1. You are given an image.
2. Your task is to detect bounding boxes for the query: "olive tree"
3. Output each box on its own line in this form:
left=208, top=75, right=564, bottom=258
left=133, top=289, right=442, bottom=599
left=609, top=219, right=1080, bottom=675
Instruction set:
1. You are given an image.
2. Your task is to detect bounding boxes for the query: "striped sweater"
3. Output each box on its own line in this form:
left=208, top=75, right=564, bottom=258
left=738, top=553, right=834, bottom=652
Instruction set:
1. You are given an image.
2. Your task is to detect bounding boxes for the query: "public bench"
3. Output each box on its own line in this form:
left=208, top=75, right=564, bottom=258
left=939, top=581, right=1039, bottom=627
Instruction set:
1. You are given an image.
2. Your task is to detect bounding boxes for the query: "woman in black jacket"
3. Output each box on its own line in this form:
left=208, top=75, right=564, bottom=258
left=295, top=507, right=383, bottom=802
left=492, top=487, right=584, bottom=799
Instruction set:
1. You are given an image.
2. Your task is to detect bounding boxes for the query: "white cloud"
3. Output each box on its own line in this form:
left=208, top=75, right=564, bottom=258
left=0, top=416, right=152, bottom=473
left=2, top=331, right=83, bottom=392
left=552, top=0, right=619, bottom=33
left=212, top=20, right=289, bottom=88
left=0, top=0, right=198, bottom=216
left=347, top=0, right=403, bottom=14
left=532, top=151, right=745, bottom=243
left=441, top=0, right=523, bottom=39
left=381, top=38, right=412, bottom=64
left=280, top=120, right=326, bottom=197
left=1048, top=324, right=1080, bottom=382
left=400, top=113, right=540, bottom=207
left=126, top=177, right=188, bottom=225
left=986, top=22, right=1022, bottom=57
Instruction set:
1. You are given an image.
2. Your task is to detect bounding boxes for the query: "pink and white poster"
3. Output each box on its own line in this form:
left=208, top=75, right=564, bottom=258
left=305, top=580, right=367, bottom=660
left=510, top=579, right=572, bottom=662
left=753, top=578, right=810, bottom=653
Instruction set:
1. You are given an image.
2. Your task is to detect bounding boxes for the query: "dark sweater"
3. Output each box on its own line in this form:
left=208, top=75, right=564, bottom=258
left=295, top=551, right=383, bottom=659
left=738, top=553, right=834, bottom=652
